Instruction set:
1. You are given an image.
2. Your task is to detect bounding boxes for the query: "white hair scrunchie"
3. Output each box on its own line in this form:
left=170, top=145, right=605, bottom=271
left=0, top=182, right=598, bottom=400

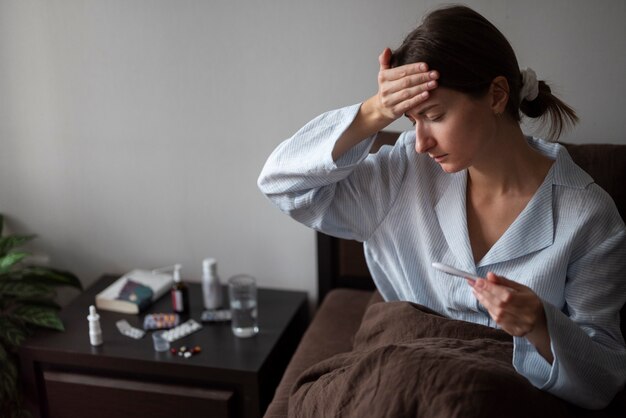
left=520, top=68, right=539, bottom=102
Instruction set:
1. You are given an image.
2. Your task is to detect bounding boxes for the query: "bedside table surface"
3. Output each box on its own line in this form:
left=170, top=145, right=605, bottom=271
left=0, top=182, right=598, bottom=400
left=21, top=275, right=308, bottom=376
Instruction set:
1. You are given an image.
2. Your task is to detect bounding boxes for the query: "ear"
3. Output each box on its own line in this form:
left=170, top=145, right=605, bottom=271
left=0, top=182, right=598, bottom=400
left=490, top=76, right=510, bottom=115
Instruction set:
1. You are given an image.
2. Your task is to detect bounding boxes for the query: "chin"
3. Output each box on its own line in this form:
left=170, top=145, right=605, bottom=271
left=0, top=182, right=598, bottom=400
left=439, top=163, right=464, bottom=174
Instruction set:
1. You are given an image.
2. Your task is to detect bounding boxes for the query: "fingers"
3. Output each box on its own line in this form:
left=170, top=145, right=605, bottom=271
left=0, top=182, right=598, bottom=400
left=379, top=68, right=439, bottom=92
left=378, top=48, right=392, bottom=71
left=471, top=276, right=541, bottom=337
left=378, top=48, right=430, bottom=78
left=381, top=63, right=434, bottom=83
left=473, top=279, right=516, bottom=314
left=377, top=68, right=439, bottom=119
left=380, top=72, right=439, bottom=97
left=486, top=272, right=523, bottom=290
left=375, top=48, right=440, bottom=121
left=378, top=88, right=431, bottom=118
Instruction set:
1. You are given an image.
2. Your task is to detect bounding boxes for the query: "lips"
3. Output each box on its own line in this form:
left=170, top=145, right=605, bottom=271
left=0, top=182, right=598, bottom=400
left=431, top=154, right=448, bottom=163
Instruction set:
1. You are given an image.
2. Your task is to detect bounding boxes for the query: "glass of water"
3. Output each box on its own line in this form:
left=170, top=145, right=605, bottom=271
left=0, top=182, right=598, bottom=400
left=228, top=275, right=259, bottom=338
left=152, top=330, right=170, bottom=352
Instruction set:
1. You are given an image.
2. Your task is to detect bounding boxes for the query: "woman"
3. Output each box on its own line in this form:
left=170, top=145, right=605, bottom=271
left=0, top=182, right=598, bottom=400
left=258, top=5, right=625, bottom=409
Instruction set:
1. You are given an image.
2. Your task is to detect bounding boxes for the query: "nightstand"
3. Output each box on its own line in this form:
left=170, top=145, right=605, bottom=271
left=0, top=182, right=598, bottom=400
left=19, top=275, right=309, bottom=418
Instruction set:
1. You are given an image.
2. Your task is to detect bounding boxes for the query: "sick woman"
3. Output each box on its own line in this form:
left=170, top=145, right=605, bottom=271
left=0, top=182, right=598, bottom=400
left=258, top=5, right=625, bottom=409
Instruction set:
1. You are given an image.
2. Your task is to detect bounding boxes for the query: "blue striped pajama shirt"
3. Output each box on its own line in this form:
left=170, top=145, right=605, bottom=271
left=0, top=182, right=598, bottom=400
left=258, top=103, right=626, bottom=409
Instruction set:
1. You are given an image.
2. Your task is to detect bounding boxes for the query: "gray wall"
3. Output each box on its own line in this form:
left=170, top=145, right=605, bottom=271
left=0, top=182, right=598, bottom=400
left=1, top=0, right=625, bottom=305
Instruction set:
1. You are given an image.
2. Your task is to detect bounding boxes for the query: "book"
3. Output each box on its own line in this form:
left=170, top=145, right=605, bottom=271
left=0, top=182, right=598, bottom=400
left=95, top=269, right=174, bottom=314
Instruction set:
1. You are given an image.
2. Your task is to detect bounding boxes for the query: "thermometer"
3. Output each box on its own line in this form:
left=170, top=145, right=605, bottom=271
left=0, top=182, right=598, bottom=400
left=432, top=262, right=483, bottom=282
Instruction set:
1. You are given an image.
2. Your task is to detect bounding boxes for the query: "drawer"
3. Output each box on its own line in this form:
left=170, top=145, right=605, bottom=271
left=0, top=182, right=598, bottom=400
left=43, top=370, right=234, bottom=418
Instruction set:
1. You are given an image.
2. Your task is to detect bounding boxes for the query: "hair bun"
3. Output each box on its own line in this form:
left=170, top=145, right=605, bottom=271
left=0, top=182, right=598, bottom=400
left=520, top=68, right=539, bottom=102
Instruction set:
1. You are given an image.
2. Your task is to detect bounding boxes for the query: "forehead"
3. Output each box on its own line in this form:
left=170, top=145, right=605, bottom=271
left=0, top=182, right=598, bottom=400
left=409, top=87, right=477, bottom=115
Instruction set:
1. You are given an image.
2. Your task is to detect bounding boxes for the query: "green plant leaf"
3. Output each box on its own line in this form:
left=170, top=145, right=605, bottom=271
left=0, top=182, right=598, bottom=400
left=10, top=297, right=60, bottom=310
left=10, top=305, right=64, bottom=331
left=1, top=370, right=18, bottom=406
left=0, top=270, right=27, bottom=282
left=0, top=318, right=28, bottom=349
left=0, top=216, right=73, bottom=416
left=0, top=252, right=30, bottom=274
left=0, top=346, right=18, bottom=401
left=0, top=235, right=36, bottom=258
left=0, top=281, right=53, bottom=299
left=9, top=267, right=82, bottom=290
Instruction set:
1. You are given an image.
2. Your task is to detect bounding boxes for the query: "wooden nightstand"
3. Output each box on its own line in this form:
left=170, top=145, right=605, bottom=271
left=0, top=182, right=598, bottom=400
left=19, top=275, right=309, bottom=418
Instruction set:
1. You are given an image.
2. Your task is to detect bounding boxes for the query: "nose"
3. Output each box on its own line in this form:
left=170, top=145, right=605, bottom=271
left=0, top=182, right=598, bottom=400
left=414, top=122, right=435, bottom=154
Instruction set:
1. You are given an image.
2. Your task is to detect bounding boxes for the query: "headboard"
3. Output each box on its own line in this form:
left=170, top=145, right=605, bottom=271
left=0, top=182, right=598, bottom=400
left=316, top=134, right=626, bottom=336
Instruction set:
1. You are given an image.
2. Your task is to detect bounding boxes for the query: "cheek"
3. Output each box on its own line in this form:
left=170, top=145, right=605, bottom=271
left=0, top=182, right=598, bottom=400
left=450, top=110, right=492, bottom=149
left=435, top=115, right=472, bottom=149
left=436, top=112, right=489, bottom=171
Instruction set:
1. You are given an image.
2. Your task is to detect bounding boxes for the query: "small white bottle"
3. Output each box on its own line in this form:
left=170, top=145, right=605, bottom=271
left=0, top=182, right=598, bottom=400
left=202, top=258, right=223, bottom=310
left=87, top=305, right=103, bottom=346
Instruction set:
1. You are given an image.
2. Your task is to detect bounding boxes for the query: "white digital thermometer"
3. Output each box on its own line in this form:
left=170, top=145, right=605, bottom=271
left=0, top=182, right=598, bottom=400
left=432, top=262, right=483, bottom=282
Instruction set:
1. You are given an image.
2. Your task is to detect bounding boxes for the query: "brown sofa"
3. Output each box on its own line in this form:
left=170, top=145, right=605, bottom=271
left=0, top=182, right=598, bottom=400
left=264, top=138, right=626, bottom=417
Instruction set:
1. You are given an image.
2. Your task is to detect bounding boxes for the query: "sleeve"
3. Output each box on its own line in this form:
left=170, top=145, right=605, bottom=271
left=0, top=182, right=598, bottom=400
left=512, top=227, right=626, bottom=409
left=257, top=103, right=409, bottom=242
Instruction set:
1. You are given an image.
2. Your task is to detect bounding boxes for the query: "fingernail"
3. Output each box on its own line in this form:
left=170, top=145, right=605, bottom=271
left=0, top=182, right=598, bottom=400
left=427, top=80, right=437, bottom=88
left=430, top=71, right=439, bottom=79
left=475, top=279, right=485, bottom=289
left=420, top=63, right=427, bottom=71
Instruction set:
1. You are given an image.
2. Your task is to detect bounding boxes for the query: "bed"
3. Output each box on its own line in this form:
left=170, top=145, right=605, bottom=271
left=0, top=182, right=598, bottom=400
left=264, top=137, right=626, bottom=418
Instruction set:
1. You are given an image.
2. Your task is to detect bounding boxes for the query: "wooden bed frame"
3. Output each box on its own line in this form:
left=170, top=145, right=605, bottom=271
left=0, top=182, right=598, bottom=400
left=316, top=232, right=374, bottom=304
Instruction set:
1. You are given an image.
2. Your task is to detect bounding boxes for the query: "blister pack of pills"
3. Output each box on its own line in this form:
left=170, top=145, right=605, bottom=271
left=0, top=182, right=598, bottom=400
left=200, top=309, right=232, bottom=322
left=116, top=319, right=146, bottom=339
left=160, top=319, right=203, bottom=343
left=143, top=313, right=180, bottom=330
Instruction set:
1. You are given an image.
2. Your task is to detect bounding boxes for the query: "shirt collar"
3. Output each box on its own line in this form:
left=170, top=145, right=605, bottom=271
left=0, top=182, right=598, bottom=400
left=527, top=137, right=594, bottom=189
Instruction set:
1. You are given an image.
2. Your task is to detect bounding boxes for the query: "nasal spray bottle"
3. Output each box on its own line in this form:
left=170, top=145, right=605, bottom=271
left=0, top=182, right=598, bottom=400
left=87, top=305, right=103, bottom=346
left=170, top=264, right=190, bottom=315
left=202, top=258, right=223, bottom=310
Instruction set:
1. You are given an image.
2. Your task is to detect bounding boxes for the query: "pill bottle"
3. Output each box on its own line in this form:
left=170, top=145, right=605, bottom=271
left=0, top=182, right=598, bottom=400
left=202, top=258, right=223, bottom=310
left=170, top=264, right=190, bottom=314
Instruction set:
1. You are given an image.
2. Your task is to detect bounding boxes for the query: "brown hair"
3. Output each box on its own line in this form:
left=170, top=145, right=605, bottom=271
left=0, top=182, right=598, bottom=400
left=390, top=5, right=578, bottom=140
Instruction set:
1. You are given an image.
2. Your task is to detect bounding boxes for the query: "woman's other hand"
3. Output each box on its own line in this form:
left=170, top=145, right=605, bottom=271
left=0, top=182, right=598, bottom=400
left=470, top=272, right=554, bottom=363
left=374, top=47, right=439, bottom=122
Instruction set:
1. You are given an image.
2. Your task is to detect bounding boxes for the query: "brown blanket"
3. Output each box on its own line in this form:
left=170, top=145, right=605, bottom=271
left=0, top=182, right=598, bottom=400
left=289, top=301, right=625, bottom=418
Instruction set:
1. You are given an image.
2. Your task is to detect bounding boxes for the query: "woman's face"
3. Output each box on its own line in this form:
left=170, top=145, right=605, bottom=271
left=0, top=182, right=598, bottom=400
left=404, top=87, right=497, bottom=173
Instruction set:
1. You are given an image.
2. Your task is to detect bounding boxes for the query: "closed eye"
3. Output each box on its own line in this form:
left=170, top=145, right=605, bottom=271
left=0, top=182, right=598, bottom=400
left=405, top=111, right=444, bottom=125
